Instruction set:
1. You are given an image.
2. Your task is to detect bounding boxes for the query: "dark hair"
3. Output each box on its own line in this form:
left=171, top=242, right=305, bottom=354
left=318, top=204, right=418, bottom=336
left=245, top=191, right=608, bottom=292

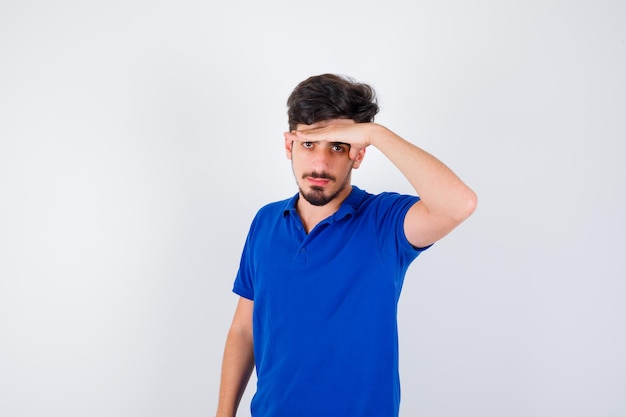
left=287, top=73, right=379, bottom=131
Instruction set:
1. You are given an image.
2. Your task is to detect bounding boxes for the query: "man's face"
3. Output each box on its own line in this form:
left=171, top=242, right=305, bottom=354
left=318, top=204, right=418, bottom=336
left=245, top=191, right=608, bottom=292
left=285, top=119, right=364, bottom=207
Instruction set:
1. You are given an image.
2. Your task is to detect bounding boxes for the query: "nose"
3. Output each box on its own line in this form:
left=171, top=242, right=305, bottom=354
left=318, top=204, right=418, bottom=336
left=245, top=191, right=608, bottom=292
left=310, top=146, right=331, bottom=171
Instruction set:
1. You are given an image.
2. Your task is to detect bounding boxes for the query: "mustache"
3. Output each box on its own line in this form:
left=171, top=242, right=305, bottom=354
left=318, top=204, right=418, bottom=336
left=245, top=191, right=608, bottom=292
left=302, top=172, right=336, bottom=181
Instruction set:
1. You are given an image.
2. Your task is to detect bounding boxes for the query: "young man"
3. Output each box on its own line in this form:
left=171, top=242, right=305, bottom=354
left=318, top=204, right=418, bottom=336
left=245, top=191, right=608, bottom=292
left=216, top=74, right=477, bottom=417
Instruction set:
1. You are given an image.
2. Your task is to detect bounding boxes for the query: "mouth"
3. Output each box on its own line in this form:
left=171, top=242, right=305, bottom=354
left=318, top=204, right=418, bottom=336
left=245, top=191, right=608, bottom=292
left=303, top=172, right=334, bottom=187
left=306, top=177, right=331, bottom=187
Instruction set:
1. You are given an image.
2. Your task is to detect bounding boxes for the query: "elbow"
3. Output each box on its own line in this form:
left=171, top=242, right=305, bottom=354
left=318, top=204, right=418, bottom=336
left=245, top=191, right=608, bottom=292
left=453, top=189, right=478, bottom=223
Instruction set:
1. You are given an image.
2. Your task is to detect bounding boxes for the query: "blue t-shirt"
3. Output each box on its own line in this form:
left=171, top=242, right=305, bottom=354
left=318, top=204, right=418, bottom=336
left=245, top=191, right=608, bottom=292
left=233, top=186, right=430, bottom=417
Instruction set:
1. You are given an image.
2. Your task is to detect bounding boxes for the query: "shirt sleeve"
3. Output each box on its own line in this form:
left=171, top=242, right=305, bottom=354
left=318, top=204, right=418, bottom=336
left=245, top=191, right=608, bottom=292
left=374, top=192, right=432, bottom=267
left=232, top=214, right=259, bottom=300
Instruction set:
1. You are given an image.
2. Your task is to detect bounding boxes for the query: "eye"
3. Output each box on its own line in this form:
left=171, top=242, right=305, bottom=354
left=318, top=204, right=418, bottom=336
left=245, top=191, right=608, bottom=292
left=331, top=143, right=348, bottom=153
left=302, top=141, right=314, bottom=149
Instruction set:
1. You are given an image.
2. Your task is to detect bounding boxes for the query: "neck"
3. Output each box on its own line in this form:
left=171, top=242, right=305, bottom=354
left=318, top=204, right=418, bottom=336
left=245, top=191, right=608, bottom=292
left=296, top=186, right=352, bottom=233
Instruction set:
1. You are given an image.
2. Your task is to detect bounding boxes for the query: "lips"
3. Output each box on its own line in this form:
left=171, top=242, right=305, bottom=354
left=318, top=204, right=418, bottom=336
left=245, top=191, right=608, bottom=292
left=307, top=177, right=330, bottom=186
left=303, top=172, right=335, bottom=187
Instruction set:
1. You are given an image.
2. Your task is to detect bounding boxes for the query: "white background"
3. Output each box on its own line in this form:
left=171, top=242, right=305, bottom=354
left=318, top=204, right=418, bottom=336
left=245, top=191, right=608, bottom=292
left=1, top=1, right=624, bottom=416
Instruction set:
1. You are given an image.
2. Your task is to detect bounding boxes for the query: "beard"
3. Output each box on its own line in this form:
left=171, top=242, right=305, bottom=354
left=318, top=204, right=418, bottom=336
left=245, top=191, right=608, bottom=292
left=298, top=171, right=351, bottom=206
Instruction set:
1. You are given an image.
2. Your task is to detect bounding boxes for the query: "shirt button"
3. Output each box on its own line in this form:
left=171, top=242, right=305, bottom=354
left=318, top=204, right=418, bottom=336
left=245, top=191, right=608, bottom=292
left=300, top=248, right=306, bottom=253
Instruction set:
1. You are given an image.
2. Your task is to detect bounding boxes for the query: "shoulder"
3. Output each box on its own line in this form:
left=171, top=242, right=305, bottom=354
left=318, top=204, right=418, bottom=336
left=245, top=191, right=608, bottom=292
left=246, top=195, right=294, bottom=233
left=358, top=189, right=420, bottom=213
left=255, top=196, right=293, bottom=217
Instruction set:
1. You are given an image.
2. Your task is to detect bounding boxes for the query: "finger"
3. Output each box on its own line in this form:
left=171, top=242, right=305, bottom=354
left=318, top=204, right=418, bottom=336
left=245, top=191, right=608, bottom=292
left=294, top=127, right=331, bottom=140
left=284, top=131, right=299, bottom=141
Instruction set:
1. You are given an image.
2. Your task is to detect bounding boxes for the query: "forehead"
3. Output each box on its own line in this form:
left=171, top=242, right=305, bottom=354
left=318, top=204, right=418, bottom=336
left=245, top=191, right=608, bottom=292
left=296, top=118, right=356, bottom=131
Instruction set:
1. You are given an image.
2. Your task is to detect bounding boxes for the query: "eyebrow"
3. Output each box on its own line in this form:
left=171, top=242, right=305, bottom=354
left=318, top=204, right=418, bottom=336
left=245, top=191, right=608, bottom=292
left=299, top=140, right=350, bottom=148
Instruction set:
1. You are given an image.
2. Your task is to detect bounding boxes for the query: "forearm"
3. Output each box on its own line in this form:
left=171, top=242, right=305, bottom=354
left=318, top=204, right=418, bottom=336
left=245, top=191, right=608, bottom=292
left=369, top=124, right=477, bottom=220
left=216, top=327, right=255, bottom=417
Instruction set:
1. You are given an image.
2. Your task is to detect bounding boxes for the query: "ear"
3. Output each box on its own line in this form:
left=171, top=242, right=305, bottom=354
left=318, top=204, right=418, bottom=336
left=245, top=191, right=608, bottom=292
left=352, top=147, right=366, bottom=169
left=284, top=133, right=293, bottom=160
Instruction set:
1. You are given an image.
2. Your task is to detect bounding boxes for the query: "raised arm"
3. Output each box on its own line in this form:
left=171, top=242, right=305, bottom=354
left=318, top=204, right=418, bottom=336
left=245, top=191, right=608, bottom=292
left=216, top=297, right=255, bottom=417
left=368, top=124, right=476, bottom=248
left=288, top=121, right=477, bottom=248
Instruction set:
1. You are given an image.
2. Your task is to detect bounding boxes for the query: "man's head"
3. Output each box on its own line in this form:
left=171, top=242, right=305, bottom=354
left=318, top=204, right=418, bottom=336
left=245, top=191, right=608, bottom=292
left=287, top=74, right=379, bottom=131
left=285, top=74, right=379, bottom=207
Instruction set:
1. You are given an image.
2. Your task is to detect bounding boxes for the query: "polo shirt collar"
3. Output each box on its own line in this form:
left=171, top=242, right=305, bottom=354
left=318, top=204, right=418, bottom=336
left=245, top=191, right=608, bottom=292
left=282, top=186, right=367, bottom=222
